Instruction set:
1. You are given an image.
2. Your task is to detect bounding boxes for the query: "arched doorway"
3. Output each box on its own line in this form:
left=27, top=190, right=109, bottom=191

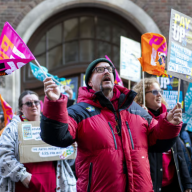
left=22, top=7, right=142, bottom=99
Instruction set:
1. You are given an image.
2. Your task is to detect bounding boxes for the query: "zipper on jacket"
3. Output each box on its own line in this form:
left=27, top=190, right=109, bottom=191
left=126, top=121, right=134, bottom=149
left=108, top=122, right=117, bottom=150
left=171, top=147, right=182, bottom=192
left=87, top=163, right=93, bottom=192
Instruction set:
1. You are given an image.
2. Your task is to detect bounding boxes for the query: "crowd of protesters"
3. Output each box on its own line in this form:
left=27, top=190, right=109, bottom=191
left=0, top=57, right=191, bottom=192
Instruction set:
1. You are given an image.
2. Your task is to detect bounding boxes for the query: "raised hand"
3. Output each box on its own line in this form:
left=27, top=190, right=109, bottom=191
left=63, top=85, right=73, bottom=99
left=43, top=77, right=60, bottom=101
left=167, top=103, right=182, bottom=125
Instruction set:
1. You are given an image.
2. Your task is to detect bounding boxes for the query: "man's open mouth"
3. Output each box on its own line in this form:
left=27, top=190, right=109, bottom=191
left=102, top=76, right=111, bottom=82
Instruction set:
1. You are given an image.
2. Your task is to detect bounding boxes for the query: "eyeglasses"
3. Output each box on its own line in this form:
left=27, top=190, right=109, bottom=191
left=92, top=66, right=114, bottom=73
left=22, top=100, right=40, bottom=107
left=145, top=89, right=163, bottom=95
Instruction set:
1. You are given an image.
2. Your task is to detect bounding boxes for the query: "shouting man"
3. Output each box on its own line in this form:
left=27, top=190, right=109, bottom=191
left=40, top=58, right=182, bottom=192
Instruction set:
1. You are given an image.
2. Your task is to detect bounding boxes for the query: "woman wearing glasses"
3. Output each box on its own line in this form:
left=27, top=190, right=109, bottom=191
left=0, top=90, right=76, bottom=192
left=133, top=78, right=192, bottom=192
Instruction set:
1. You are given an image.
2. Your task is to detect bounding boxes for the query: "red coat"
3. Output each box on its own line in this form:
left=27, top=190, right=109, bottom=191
left=41, top=85, right=182, bottom=192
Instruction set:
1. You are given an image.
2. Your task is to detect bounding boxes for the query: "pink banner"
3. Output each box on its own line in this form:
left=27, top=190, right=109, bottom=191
left=105, top=55, right=124, bottom=86
left=0, top=22, right=35, bottom=76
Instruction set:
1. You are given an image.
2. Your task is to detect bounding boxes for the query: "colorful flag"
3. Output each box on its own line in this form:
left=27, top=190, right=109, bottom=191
left=0, top=22, right=35, bottom=75
left=40, top=100, right=43, bottom=113
left=29, top=62, right=65, bottom=84
left=138, top=33, right=168, bottom=76
left=0, top=94, right=13, bottom=126
left=105, top=55, right=124, bottom=86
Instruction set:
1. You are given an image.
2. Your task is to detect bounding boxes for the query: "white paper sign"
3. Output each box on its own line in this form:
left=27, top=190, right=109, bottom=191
left=120, top=36, right=141, bottom=82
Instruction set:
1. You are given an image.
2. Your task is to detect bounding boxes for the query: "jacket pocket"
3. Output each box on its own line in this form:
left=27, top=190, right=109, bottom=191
left=108, top=122, right=117, bottom=150
left=87, top=163, right=93, bottom=192
left=126, top=121, right=134, bottom=149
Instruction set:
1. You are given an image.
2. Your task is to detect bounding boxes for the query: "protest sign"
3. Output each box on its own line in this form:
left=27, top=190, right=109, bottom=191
left=156, top=74, right=184, bottom=110
left=60, top=77, right=78, bottom=100
left=120, top=36, right=141, bottom=82
left=18, top=121, right=76, bottom=163
left=182, top=82, right=192, bottom=131
left=0, top=22, right=35, bottom=75
left=167, top=9, right=192, bottom=82
left=81, top=73, right=86, bottom=87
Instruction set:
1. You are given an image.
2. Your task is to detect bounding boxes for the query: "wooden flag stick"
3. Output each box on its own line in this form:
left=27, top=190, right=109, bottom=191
left=177, top=78, right=181, bottom=104
left=143, top=71, right=145, bottom=106
left=35, top=59, right=48, bottom=78
left=128, top=80, right=131, bottom=90
left=34, top=59, right=63, bottom=86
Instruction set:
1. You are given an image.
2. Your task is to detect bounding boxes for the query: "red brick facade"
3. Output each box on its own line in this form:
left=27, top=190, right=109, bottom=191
left=0, top=0, right=192, bottom=39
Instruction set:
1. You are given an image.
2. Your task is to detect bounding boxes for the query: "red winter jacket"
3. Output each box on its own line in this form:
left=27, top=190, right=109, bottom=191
left=40, top=85, right=182, bottom=192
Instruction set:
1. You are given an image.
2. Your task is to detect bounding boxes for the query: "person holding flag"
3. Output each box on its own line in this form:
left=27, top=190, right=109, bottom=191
left=40, top=57, right=182, bottom=191
left=133, top=77, right=192, bottom=192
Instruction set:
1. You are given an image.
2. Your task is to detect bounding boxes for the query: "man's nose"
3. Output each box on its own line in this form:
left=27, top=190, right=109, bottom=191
left=104, top=68, right=110, bottom=74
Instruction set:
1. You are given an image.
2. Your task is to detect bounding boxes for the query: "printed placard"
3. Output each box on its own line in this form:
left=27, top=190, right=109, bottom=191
left=167, top=9, right=192, bottom=82
left=18, top=121, right=76, bottom=163
left=120, top=36, right=141, bottom=82
left=156, top=73, right=184, bottom=109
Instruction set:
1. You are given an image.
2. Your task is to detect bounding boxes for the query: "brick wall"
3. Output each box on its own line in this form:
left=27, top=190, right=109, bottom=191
left=0, top=0, right=43, bottom=34
left=1, top=0, right=192, bottom=39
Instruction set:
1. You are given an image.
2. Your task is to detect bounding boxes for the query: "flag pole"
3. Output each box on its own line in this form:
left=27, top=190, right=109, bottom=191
left=34, top=59, right=48, bottom=78
left=143, top=71, right=145, bottom=106
left=128, top=80, right=131, bottom=90
left=34, top=59, right=63, bottom=86
left=177, top=78, right=181, bottom=104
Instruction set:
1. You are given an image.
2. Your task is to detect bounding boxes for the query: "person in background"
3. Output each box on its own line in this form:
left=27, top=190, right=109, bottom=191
left=0, top=90, right=76, bottom=192
left=133, top=77, right=192, bottom=192
left=0, top=113, right=5, bottom=136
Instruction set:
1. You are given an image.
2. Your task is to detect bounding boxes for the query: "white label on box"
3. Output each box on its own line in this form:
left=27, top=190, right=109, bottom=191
left=31, top=145, right=74, bottom=159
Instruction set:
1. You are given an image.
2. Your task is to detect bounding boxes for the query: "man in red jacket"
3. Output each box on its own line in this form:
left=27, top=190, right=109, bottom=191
left=41, top=58, right=182, bottom=192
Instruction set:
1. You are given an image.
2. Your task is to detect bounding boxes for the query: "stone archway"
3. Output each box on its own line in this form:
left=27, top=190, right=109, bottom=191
left=16, top=0, right=161, bottom=43
left=13, top=0, right=161, bottom=109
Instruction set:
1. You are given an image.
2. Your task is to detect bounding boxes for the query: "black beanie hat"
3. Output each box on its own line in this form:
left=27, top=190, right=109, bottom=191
left=85, top=58, right=116, bottom=88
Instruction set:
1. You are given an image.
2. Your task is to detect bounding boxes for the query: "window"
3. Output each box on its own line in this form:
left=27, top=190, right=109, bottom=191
left=24, top=7, right=141, bottom=94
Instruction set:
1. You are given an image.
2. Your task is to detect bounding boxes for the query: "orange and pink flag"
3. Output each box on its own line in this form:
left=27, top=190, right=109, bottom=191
left=0, top=94, right=13, bottom=126
left=0, top=22, right=35, bottom=76
left=138, top=33, right=168, bottom=76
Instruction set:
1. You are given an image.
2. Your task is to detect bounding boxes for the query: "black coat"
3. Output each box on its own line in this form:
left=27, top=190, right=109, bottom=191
left=149, top=137, right=192, bottom=192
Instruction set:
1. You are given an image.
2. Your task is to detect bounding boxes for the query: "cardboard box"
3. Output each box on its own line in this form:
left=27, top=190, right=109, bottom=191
left=18, top=121, right=76, bottom=163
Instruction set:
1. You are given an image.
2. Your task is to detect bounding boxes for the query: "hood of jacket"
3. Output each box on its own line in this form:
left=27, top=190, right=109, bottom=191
left=77, top=85, right=136, bottom=110
left=148, top=103, right=167, bottom=120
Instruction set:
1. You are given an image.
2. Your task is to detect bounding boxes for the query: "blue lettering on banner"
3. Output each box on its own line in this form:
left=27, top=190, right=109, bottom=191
left=168, top=42, right=192, bottom=75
